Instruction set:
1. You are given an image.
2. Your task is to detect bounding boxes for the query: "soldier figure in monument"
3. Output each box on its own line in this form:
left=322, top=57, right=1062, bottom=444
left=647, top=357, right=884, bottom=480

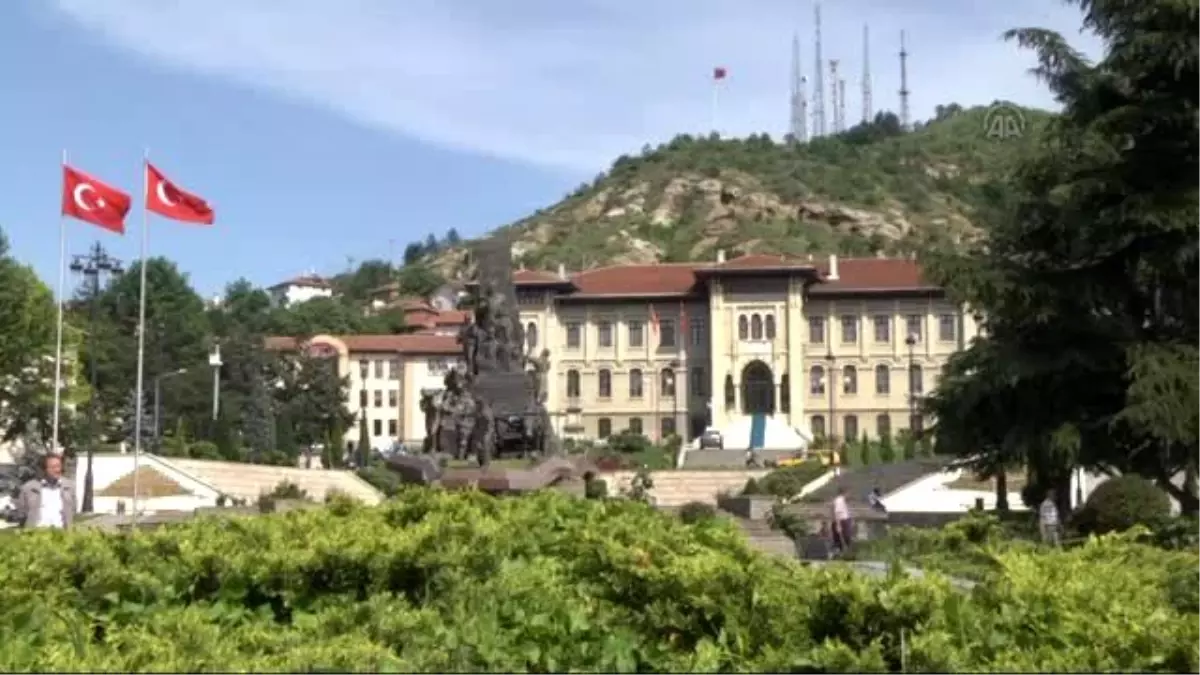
left=419, top=389, right=438, bottom=454
left=438, top=369, right=477, bottom=460
left=526, top=348, right=551, bottom=404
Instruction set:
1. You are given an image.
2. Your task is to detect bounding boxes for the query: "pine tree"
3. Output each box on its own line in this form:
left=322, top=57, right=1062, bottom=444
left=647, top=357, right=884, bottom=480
left=242, top=371, right=275, bottom=460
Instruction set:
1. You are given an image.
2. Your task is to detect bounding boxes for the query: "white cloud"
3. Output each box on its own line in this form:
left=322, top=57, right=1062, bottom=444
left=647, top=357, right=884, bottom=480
left=50, top=0, right=1104, bottom=173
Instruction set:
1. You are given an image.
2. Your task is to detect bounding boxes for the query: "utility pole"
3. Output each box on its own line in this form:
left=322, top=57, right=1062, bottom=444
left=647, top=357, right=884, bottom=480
left=862, top=24, right=873, bottom=124
left=813, top=3, right=826, bottom=137
left=69, top=242, right=123, bottom=514
left=899, top=30, right=911, bottom=130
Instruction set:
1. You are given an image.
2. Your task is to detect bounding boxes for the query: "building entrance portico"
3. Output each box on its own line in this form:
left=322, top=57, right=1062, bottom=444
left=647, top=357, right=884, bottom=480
left=741, top=360, right=775, bottom=415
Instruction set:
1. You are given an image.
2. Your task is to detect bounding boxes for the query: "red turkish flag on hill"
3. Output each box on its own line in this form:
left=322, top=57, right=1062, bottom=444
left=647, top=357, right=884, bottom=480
left=713, top=66, right=728, bottom=80
left=145, top=163, right=214, bottom=225
left=61, top=165, right=131, bottom=234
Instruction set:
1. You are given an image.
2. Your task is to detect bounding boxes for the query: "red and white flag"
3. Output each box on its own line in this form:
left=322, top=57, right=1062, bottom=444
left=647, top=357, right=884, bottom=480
left=712, top=66, right=728, bottom=80
left=62, top=165, right=131, bottom=234
left=145, top=162, right=214, bottom=225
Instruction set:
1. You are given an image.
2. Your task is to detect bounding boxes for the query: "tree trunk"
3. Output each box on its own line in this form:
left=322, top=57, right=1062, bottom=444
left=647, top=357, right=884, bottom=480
left=995, top=470, right=1009, bottom=511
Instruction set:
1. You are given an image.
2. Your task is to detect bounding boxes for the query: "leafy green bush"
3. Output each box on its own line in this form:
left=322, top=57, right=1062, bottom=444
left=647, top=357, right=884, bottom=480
left=757, top=461, right=828, bottom=499
left=1073, top=475, right=1172, bottom=535
left=186, top=440, right=220, bottom=460
left=678, top=501, right=717, bottom=524
left=0, top=491, right=1194, bottom=672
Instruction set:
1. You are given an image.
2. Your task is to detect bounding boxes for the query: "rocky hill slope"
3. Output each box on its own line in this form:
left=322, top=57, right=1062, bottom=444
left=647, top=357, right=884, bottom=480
left=431, top=104, right=1049, bottom=277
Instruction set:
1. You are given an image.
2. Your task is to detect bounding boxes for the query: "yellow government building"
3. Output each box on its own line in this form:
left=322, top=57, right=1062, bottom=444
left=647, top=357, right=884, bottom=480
left=267, top=252, right=979, bottom=453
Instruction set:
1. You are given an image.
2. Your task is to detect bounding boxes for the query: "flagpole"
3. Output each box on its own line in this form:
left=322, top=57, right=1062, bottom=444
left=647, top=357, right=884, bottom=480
left=131, top=149, right=150, bottom=524
left=51, top=150, right=68, bottom=455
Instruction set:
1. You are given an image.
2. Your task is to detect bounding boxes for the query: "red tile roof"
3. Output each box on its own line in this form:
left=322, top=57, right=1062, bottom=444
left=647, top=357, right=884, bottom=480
left=265, top=334, right=459, bottom=355
left=810, top=257, right=938, bottom=294
left=567, top=263, right=702, bottom=297
left=702, top=253, right=818, bottom=272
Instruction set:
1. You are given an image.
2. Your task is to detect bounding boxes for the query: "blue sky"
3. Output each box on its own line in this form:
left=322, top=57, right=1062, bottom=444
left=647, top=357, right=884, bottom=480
left=0, top=0, right=1100, bottom=298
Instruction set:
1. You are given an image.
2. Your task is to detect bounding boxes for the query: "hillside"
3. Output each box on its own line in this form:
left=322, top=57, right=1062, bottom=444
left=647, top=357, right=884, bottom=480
left=431, top=104, right=1050, bottom=277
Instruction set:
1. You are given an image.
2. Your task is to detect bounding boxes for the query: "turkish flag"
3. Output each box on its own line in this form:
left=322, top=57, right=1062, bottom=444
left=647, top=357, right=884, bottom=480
left=62, top=165, right=131, bottom=234
left=145, top=162, right=214, bottom=225
left=713, top=66, right=728, bottom=80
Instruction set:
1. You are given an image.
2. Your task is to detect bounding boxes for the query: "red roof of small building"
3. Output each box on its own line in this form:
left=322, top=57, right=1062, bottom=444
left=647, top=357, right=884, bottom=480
left=567, top=263, right=703, bottom=298
left=809, top=257, right=938, bottom=294
left=265, top=334, right=459, bottom=355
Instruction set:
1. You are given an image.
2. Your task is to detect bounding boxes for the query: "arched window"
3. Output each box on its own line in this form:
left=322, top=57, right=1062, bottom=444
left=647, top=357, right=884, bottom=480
left=765, top=315, right=776, bottom=340
left=598, top=417, right=612, bottom=438
left=598, top=369, right=612, bottom=398
left=780, top=373, right=790, bottom=413
left=751, top=314, right=763, bottom=340
left=567, top=370, right=581, bottom=398
left=629, top=369, right=644, bottom=398
left=526, top=321, right=538, bottom=350
left=809, top=365, right=826, bottom=394
left=724, top=374, right=735, bottom=408
left=738, top=315, right=749, bottom=340
left=842, top=365, right=858, bottom=394
left=810, top=415, right=826, bottom=438
left=908, top=364, right=923, bottom=394
left=629, top=417, right=643, bottom=435
left=660, top=368, right=676, bottom=397
left=876, top=414, right=891, bottom=439
left=875, top=364, right=891, bottom=394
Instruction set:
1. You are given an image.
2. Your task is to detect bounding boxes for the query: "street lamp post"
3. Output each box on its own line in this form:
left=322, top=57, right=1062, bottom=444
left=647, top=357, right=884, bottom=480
left=153, top=368, right=188, bottom=446
left=825, top=351, right=836, bottom=445
left=208, top=343, right=223, bottom=421
left=69, top=242, right=123, bottom=514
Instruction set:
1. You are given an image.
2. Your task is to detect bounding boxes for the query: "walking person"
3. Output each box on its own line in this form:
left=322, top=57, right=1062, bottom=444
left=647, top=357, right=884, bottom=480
left=1038, top=491, right=1061, bottom=547
left=830, top=486, right=854, bottom=556
left=10, top=454, right=76, bottom=530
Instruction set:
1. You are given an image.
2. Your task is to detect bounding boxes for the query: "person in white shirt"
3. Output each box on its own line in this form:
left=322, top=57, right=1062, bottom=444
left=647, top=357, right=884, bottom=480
left=830, top=486, right=853, bottom=554
left=11, top=454, right=76, bottom=529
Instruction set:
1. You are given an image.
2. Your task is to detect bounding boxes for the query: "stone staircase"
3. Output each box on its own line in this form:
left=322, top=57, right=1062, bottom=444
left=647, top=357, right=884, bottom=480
left=682, top=448, right=797, bottom=468
left=734, top=517, right=798, bottom=558
left=601, top=470, right=768, bottom=507
left=161, top=457, right=383, bottom=504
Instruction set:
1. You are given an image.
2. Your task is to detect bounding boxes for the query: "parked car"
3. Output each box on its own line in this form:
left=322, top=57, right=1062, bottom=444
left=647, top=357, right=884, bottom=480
left=698, top=429, right=724, bottom=450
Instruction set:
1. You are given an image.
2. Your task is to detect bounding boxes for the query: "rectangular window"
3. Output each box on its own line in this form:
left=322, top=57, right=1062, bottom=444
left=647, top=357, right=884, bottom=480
left=659, top=320, right=676, bottom=348
left=359, top=390, right=368, bottom=408
left=374, top=390, right=383, bottom=408
left=372, top=419, right=382, bottom=437
left=690, top=318, right=705, bottom=347
left=388, top=359, right=400, bottom=380
left=627, top=320, right=644, bottom=347
left=660, top=416, right=677, bottom=439
left=598, top=321, right=614, bottom=348
left=840, top=315, right=858, bottom=344
left=938, top=314, right=957, bottom=342
left=598, top=417, right=612, bottom=438
left=387, top=419, right=397, bottom=436
left=374, top=360, right=384, bottom=379
left=388, top=390, right=398, bottom=407
left=905, top=315, right=924, bottom=343
left=873, top=315, right=891, bottom=343
left=629, top=417, right=643, bottom=435
left=690, top=366, right=707, bottom=397
left=808, top=316, right=826, bottom=344
left=566, top=322, right=582, bottom=349
left=358, top=359, right=369, bottom=379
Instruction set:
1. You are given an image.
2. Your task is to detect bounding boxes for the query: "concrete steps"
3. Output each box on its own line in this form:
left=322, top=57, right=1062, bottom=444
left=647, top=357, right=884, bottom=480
left=162, top=457, right=383, bottom=504
left=683, top=448, right=797, bottom=468
left=734, top=518, right=797, bottom=558
left=601, top=470, right=768, bottom=507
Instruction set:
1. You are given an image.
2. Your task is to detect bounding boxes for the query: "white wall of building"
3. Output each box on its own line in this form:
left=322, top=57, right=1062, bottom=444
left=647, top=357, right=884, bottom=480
left=270, top=284, right=332, bottom=307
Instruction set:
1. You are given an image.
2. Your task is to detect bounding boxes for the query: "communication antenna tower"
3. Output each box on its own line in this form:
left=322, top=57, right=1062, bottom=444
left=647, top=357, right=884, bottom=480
left=812, top=3, right=826, bottom=137
left=837, top=79, right=847, bottom=133
left=829, top=59, right=840, bottom=133
left=789, top=33, right=809, bottom=143
left=899, top=30, right=911, bottom=130
left=862, top=24, right=873, bottom=124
